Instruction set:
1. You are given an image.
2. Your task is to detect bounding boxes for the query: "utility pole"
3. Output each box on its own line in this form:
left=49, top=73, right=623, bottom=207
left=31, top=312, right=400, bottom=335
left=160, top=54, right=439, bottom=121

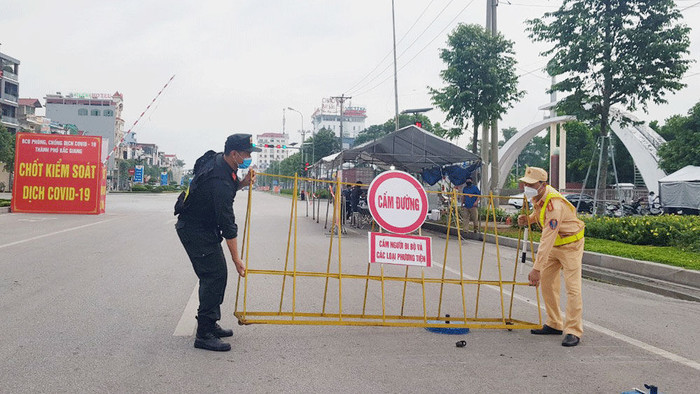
left=488, top=0, right=499, bottom=206
left=480, top=1, right=492, bottom=202
left=392, top=0, right=400, bottom=131
left=282, top=108, right=286, bottom=134
left=287, top=107, right=305, bottom=167
left=331, top=94, right=351, bottom=150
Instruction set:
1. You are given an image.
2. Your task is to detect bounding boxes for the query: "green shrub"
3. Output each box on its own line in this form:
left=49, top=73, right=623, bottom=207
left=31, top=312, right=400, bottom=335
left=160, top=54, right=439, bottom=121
left=279, top=188, right=294, bottom=196
left=478, top=206, right=510, bottom=222
left=582, top=215, right=700, bottom=252
left=130, top=184, right=183, bottom=193
left=0, top=199, right=10, bottom=207
left=314, top=189, right=331, bottom=199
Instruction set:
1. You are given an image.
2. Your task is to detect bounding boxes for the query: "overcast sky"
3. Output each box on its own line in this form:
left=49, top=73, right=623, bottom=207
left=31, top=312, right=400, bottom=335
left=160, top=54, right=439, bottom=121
left=2, top=0, right=698, bottom=167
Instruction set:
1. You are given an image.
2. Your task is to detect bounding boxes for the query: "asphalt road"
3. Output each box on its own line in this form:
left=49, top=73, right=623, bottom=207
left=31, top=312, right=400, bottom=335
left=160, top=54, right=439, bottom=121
left=0, top=192, right=698, bottom=393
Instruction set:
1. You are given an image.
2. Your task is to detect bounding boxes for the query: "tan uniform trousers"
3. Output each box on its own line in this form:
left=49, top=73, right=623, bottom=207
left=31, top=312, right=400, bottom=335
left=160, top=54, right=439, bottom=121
left=461, top=207, right=480, bottom=232
left=540, top=237, right=584, bottom=338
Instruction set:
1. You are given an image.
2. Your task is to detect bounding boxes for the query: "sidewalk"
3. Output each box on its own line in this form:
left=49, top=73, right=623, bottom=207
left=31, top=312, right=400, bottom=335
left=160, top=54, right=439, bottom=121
left=0, top=192, right=10, bottom=214
left=422, top=221, right=700, bottom=302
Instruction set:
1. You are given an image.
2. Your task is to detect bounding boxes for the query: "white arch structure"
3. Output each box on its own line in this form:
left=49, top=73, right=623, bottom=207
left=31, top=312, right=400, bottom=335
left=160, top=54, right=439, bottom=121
left=497, top=110, right=667, bottom=194
left=497, top=115, right=574, bottom=189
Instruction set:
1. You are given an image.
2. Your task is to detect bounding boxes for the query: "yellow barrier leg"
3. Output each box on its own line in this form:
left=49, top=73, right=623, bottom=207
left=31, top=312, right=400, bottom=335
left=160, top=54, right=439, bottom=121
left=235, top=181, right=254, bottom=316
left=242, top=176, right=255, bottom=321
left=490, top=193, right=507, bottom=326
left=278, top=175, right=297, bottom=314
left=361, top=220, right=376, bottom=316
left=452, top=189, right=468, bottom=325
left=436, top=192, right=454, bottom=318
left=474, top=193, right=489, bottom=318
left=292, top=174, right=300, bottom=320
left=508, top=227, right=524, bottom=320
left=335, top=175, right=343, bottom=321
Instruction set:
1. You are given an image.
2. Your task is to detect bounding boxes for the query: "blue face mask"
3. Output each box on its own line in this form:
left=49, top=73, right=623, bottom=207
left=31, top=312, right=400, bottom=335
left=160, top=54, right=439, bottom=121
left=238, top=157, right=252, bottom=169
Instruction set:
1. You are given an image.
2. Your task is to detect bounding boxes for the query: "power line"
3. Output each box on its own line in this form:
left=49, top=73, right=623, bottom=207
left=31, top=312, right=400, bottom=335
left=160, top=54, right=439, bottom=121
left=517, top=66, right=549, bottom=80
left=346, top=0, right=457, bottom=96
left=344, top=0, right=437, bottom=95
left=680, top=1, right=700, bottom=11
left=353, top=0, right=477, bottom=98
left=503, top=2, right=558, bottom=8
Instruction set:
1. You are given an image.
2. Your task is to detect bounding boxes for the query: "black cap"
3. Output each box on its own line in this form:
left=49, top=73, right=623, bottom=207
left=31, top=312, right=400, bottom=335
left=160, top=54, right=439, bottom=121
left=225, top=133, right=262, bottom=154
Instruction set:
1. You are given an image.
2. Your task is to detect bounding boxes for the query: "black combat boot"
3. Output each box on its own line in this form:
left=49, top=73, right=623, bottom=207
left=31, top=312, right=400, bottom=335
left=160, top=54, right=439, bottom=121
left=194, top=316, right=231, bottom=352
left=212, top=322, right=233, bottom=338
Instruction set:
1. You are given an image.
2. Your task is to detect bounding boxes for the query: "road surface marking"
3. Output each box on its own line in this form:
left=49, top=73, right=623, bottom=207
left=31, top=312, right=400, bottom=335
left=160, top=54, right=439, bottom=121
left=0, top=218, right=117, bottom=250
left=434, top=261, right=700, bottom=372
left=173, top=283, right=199, bottom=336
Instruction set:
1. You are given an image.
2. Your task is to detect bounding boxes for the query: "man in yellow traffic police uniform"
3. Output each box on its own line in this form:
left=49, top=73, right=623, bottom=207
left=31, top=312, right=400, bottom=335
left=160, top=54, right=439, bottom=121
left=517, top=167, right=585, bottom=347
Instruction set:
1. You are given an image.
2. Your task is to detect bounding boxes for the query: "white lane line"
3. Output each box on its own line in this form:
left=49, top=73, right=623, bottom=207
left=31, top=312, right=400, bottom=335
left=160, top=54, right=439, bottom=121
left=434, top=261, right=700, bottom=372
left=173, top=283, right=199, bottom=336
left=0, top=218, right=118, bottom=249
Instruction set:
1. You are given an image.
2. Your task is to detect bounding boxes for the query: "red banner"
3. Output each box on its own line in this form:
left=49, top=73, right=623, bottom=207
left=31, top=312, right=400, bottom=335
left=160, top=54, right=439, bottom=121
left=11, top=133, right=105, bottom=214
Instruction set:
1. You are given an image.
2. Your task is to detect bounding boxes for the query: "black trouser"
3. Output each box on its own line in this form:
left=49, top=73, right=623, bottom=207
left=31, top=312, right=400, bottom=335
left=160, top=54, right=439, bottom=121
left=176, top=221, right=228, bottom=322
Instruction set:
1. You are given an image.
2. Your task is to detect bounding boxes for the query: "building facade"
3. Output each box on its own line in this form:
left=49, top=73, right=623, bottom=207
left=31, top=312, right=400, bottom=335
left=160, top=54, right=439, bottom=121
left=44, top=91, right=125, bottom=184
left=255, top=132, right=290, bottom=170
left=0, top=52, right=21, bottom=134
left=160, top=153, right=184, bottom=185
left=311, top=98, right=366, bottom=148
left=18, top=98, right=45, bottom=133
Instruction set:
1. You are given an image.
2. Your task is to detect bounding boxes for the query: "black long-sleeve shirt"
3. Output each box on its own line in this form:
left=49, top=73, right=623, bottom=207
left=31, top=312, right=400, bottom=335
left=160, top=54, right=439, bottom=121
left=178, top=153, right=239, bottom=240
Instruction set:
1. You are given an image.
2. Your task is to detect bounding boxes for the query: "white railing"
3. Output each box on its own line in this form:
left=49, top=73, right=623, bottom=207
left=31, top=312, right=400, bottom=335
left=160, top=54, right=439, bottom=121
left=2, top=93, right=18, bottom=103
left=1, top=70, right=18, bottom=81
left=0, top=116, right=19, bottom=126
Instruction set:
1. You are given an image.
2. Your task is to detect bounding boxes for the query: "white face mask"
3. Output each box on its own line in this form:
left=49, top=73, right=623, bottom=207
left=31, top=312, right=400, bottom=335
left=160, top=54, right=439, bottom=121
left=523, top=186, right=539, bottom=199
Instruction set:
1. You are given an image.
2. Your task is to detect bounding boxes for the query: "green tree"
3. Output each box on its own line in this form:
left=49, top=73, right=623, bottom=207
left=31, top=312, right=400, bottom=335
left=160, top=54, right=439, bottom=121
left=528, top=0, right=692, bottom=209
left=429, top=24, right=523, bottom=153
left=353, top=114, right=445, bottom=147
left=279, top=152, right=303, bottom=176
left=0, top=125, right=15, bottom=172
left=305, top=128, right=340, bottom=162
left=562, top=121, right=597, bottom=185
left=353, top=124, right=386, bottom=147
left=657, top=102, right=700, bottom=173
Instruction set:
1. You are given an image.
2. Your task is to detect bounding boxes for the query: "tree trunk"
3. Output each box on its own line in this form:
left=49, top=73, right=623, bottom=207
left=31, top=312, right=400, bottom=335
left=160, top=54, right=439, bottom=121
left=595, top=116, right=609, bottom=215
left=472, top=121, right=478, bottom=154
left=596, top=0, right=612, bottom=215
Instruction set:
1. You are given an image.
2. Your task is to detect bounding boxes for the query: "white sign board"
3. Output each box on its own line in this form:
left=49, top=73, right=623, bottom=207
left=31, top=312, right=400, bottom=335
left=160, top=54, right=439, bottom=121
left=368, top=232, right=432, bottom=267
left=367, top=170, right=429, bottom=234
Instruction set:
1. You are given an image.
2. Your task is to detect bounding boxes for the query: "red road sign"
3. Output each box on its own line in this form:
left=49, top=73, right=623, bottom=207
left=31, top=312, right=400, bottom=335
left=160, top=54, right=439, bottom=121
left=367, top=170, right=428, bottom=234
left=128, top=168, right=135, bottom=175
left=12, top=133, right=105, bottom=214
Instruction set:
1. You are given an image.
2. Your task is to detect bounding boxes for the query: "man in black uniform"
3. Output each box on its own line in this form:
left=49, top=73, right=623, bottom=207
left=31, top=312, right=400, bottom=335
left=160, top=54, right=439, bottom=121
left=175, top=133, right=260, bottom=352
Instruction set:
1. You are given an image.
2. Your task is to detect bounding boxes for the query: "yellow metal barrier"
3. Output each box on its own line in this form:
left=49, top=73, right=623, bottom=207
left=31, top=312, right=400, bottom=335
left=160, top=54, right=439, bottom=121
left=234, top=173, right=542, bottom=330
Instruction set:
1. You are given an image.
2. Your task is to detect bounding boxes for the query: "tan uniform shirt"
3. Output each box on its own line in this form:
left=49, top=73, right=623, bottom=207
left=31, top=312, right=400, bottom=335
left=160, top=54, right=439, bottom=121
left=527, top=186, right=585, bottom=270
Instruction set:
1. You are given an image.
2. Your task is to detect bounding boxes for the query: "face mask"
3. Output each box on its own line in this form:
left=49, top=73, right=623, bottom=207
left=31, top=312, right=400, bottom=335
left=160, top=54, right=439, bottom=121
left=239, top=157, right=252, bottom=169
left=236, top=152, right=252, bottom=169
left=523, top=186, right=539, bottom=199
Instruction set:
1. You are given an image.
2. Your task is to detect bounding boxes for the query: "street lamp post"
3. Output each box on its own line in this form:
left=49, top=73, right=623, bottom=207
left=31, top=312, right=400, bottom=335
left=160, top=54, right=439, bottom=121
left=287, top=107, right=305, bottom=168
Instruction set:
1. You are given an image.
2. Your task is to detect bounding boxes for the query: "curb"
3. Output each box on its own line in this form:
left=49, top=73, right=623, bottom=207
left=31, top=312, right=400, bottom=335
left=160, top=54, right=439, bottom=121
left=422, top=221, right=700, bottom=300
left=0, top=206, right=9, bottom=214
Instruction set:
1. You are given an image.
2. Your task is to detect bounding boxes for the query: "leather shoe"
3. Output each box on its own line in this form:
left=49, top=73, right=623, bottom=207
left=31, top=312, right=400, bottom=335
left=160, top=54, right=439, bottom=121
left=530, top=324, right=563, bottom=335
left=194, top=332, right=231, bottom=352
left=562, top=334, right=580, bottom=347
left=212, top=322, right=233, bottom=338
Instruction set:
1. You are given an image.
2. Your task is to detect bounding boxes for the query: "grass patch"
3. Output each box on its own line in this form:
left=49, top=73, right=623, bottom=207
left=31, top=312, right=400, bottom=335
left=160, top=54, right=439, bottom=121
left=0, top=199, right=10, bottom=207
left=484, top=227, right=700, bottom=271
